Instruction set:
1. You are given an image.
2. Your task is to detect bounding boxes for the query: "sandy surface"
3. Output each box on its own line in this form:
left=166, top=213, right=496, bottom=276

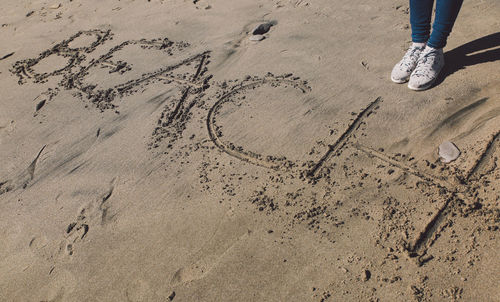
left=1, top=0, right=499, bottom=301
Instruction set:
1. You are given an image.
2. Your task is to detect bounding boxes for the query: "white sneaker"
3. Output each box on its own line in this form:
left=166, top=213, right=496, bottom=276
left=391, top=43, right=426, bottom=84
left=408, top=46, right=445, bottom=91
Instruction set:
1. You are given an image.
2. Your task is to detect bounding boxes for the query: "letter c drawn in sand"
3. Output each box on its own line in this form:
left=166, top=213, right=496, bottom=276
left=207, top=75, right=311, bottom=171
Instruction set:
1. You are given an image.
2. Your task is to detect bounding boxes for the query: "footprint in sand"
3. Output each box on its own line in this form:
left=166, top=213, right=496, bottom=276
left=126, top=280, right=151, bottom=302
left=29, top=181, right=117, bottom=264
left=29, top=235, right=57, bottom=262
left=0, top=119, right=15, bottom=134
left=171, top=210, right=251, bottom=285
left=62, top=179, right=117, bottom=256
left=125, top=279, right=169, bottom=302
left=38, top=269, right=77, bottom=302
left=63, top=209, right=89, bottom=256
left=0, top=179, right=13, bottom=196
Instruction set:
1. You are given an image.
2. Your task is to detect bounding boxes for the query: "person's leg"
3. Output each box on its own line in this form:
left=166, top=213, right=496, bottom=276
left=408, top=0, right=463, bottom=90
left=427, top=0, right=464, bottom=49
left=410, top=0, right=435, bottom=44
left=391, top=0, right=435, bottom=83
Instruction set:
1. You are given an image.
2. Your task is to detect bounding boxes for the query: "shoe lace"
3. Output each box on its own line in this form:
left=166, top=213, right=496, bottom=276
left=402, top=46, right=424, bottom=65
left=416, top=49, right=438, bottom=67
left=404, top=46, right=419, bottom=60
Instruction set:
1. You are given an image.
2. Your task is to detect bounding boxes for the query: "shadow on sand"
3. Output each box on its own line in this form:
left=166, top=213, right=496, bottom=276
left=434, top=32, right=500, bottom=86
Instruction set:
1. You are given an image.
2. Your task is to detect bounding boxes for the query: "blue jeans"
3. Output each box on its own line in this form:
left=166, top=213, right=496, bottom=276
left=410, top=0, right=463, bottom=48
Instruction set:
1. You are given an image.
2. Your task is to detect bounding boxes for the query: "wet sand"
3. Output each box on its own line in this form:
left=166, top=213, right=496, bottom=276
left=1, top=0, right=499, bottom=301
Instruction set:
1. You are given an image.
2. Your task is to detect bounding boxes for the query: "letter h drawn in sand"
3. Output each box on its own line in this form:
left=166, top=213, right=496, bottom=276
left=307, top=100, right=499, bottom=262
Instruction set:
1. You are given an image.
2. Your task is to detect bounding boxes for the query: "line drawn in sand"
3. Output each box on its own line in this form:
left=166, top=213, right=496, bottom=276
left=0, top=145, right=46, bottom=196
left=307, top=97, right=382, bottom=178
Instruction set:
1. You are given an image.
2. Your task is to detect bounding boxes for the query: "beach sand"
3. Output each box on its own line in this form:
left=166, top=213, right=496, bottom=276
left=1, top=0, right=499, bottom=301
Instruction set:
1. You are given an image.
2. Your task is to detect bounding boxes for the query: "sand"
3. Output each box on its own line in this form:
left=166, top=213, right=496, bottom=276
left=1, top=0, right=499, bottom=301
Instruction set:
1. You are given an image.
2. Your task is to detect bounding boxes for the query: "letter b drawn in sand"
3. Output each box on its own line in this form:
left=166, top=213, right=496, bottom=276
left=12, top=30, right=112, bottom=85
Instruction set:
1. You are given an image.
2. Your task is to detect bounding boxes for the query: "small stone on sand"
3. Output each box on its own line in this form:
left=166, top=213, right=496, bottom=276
left=252, top=22, right=273, bottom=35
left=249, top=35, right=265, bottom=41
left=363, top=269, right=371, bottom=281
left=438, top=141, right=460, bottom=163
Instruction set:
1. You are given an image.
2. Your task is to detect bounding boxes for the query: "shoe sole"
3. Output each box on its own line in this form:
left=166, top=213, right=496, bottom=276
left=391, top=76, right=409, bottom=84
left=408, top=78, right=436, bottom=91
left=408, top=61, right=444, bottom=91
